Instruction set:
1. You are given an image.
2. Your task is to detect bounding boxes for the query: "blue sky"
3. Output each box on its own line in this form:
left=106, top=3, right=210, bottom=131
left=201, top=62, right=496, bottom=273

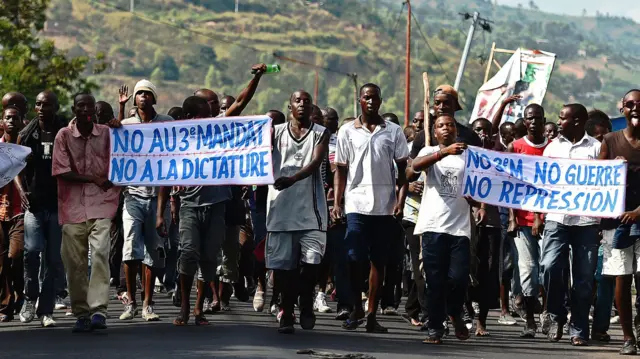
left=496, top=0, right=640, bottom=22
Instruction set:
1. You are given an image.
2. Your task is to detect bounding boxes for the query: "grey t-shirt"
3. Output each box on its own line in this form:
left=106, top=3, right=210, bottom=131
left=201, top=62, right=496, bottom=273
left=121, top=112, right=174, bottom=198
left=179, top=186, right=232, bottom=208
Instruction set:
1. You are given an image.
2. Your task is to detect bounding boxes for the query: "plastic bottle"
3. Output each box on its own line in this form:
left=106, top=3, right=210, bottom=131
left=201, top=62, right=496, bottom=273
left=252, top=64, right=280, bottom=74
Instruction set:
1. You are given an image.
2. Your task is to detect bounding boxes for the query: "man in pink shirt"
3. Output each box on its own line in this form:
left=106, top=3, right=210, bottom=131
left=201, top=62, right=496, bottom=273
left=52, top=93, right=120, bottom=333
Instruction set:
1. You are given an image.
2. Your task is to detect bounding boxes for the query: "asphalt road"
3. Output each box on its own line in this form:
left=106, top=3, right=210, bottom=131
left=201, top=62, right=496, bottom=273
left=0, top=290, right=624, bottom=359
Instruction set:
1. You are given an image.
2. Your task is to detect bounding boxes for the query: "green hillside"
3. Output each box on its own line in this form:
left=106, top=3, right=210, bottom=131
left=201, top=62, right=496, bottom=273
left=40, top=0, right=640, bottom=122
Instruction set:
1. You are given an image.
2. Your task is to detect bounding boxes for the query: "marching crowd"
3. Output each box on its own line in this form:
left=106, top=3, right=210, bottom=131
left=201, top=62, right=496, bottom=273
left=1, top=62, right=640, bottom=355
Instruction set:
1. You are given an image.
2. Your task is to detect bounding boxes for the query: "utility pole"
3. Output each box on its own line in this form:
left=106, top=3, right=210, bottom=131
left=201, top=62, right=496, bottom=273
left=130, top=0, right=135, bottom=12
left=454, top=12, right=478, bottom=90
left=404, top=0, right=411, bottom=127
left=235, top=0, right=239, bottom=13
left=454, top=12, right=493, bottom=90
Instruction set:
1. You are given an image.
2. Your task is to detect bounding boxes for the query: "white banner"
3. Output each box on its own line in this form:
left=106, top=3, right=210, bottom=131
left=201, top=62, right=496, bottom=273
left=109, top=116, right=274, bottom=186
left=462, top=146, right=626, bottom=218
left=0, top=143, right=31, bottom=188
left=471, top=48, right=556, bottom=124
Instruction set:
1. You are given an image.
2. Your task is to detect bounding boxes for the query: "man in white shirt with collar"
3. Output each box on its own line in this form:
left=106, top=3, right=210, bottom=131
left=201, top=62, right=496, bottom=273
left=539, top=103, right=601, bottom=346
left=332, top=83, right=409, bottom=333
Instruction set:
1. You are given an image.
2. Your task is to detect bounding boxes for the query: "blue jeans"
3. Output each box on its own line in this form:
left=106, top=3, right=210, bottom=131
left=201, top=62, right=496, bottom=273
left=24, top=209, right=63, bottom=316
left=540, top=221, right=599, bottom=340
left=513, top=226, right=540, bottom=297
left=593, top=244, right=615, bottom=334
left=328, top=224, right=352, bottom=310
left=422, top=232, right=470, bottom=337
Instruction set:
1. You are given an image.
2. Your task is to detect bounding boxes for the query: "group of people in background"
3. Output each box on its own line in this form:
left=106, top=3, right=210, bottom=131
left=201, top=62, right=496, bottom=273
left=1, top=62, right=640, bottom=356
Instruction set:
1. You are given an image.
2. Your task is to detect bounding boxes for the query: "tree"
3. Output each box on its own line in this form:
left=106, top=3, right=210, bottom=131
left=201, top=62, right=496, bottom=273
left=0, top=0, right=104, bottom=116
left=528, top=1, right=539, bottom=10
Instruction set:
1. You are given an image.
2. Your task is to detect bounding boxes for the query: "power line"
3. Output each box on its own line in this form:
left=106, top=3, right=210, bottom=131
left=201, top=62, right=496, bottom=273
left=410, top=11, right=453, bottom=84
left=388, top=2, right=406, bottom=41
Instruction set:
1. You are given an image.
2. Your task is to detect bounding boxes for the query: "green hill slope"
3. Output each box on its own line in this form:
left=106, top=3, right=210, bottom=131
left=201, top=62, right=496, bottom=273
left=42, top=0, right=640, bottom=122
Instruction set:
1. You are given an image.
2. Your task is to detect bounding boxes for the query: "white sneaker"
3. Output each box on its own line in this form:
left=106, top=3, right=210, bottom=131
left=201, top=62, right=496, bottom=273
left=253, top=291, right=265, bottom=312
left=41, top=315, right=56, bottom=328
left=54, top=296, right=68, bottom=310
left=611, top=315, right=620, bottom=324
left=270, top=304, right=279, bottom=316
left=142, top=305, right=160, bottom=321
left=314, top=292, right=332, bottom=313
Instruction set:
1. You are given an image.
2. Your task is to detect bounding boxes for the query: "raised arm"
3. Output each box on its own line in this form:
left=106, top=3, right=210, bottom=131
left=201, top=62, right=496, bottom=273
left=224, top=64, right=267, bottom=117
left=491, top=95, right=521, bottom=136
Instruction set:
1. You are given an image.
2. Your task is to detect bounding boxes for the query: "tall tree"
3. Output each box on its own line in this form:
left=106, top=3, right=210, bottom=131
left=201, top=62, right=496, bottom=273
left=0, top=0, right=104, bottom=116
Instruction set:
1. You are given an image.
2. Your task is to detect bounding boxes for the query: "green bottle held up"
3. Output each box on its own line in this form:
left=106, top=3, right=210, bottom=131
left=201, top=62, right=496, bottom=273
left=252, top=64, right=280, bottom=74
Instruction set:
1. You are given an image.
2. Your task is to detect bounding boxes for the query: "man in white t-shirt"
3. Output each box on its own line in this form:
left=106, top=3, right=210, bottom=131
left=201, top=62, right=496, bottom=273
left=119, top=80, right=173, bottom=322
left=409, top=114, right=473, bottom=344
left=332, top=83, right=409, bottom=333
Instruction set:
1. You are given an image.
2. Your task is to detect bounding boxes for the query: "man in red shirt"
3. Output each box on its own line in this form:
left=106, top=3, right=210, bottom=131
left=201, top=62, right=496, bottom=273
left=506, top=103, right=549, bottom=338
left=52, top=93, right=121, bottom=333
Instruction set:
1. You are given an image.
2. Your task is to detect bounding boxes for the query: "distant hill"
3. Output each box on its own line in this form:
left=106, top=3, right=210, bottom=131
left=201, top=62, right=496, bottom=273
left=42, top=0, right=640, bottom=122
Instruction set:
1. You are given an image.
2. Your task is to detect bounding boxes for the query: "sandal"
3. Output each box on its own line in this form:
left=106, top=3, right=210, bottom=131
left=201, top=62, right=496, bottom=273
left=410, top=318, right=423, bottom=327
left=422, top=335, right=443, bottom=345
left=194, top=313, right=210, bottom=326
left=365, top=320, right=388, bottom=333
left=173, top=313, right=189, bottom=326
left=475, top=328, right=491, bottom=337
left=571, top=337, right=588, bottom=346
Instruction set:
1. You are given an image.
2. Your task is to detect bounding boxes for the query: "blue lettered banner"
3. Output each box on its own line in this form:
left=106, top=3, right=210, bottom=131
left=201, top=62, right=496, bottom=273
left=109, top=116, right=273, bottom=186
left=462, top=146, right=627, bottom=218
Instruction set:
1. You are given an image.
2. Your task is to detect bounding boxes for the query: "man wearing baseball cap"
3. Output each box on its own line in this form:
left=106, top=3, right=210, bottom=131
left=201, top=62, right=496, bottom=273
left=119, top=79, right=174, bottom=322
left=410, top=84, right=481, bottom=159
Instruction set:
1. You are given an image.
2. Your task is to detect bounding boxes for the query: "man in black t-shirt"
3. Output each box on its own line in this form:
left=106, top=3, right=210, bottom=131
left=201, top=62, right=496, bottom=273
left=14, top=91, right=67, bottom=326
left=410, top=85, right=481, bottom=159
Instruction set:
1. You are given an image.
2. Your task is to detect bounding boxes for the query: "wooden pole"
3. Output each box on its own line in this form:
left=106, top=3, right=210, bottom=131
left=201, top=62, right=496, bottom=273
left=404, top=0, right=411, bottom=128
left=484, top=42, right=496, bottom=83
left=422, top=72, right=431, bottom=146
left=314, top=70, right=319, bottom=105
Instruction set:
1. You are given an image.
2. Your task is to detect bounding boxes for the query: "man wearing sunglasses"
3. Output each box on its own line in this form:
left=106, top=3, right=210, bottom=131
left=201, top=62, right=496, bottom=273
left=599, top=89, right=640, bottom=355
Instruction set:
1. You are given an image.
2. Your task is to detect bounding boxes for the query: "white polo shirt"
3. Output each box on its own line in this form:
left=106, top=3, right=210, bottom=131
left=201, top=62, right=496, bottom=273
left=335, top=117, right=409, bottom=216
left=543, top=133, right=601, bottom=226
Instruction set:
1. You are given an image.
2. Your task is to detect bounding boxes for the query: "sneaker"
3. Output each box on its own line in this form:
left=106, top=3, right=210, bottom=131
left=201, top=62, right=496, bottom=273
left=313, top=292, right=332, bottom=313
left=463, top=309, right=473, bottom=330
left=472, top=302, right=480, bottom=318
left=65, top=309, right=74, bottom=317
left=520, top=324, right=537, bottom=338
left=611, top=315, right=620, bottom=324
left=72, top=317, right=93, bottom=333
left=41, top=315, right=56, bottom=328
left=497, top=313, right=517, bottom=326
left=19, top=301, right=36, bottom=323
left=382, top=307, right=398, bottom=316
left=90, top=314, right=107, bottom=330
left=270, top=304, right=280, bottom=316
left=172, top=291, right=181, bottom=308
left=54, top=296, right=68, bottom=310
left=335, top=309, right=350, bottom=321
left=142, top=305, right=160, bottom=321
left=203, top=298, right=213, bottom=314
left=119, top=303, right=138, bottom=320
left=540, top=311, right=551, bottom=335
left=253, top=291, right=265, bottom=312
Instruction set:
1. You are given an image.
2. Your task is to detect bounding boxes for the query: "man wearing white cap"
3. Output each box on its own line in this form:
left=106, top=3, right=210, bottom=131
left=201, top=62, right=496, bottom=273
left=119, top=80, right=174, bottom=322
